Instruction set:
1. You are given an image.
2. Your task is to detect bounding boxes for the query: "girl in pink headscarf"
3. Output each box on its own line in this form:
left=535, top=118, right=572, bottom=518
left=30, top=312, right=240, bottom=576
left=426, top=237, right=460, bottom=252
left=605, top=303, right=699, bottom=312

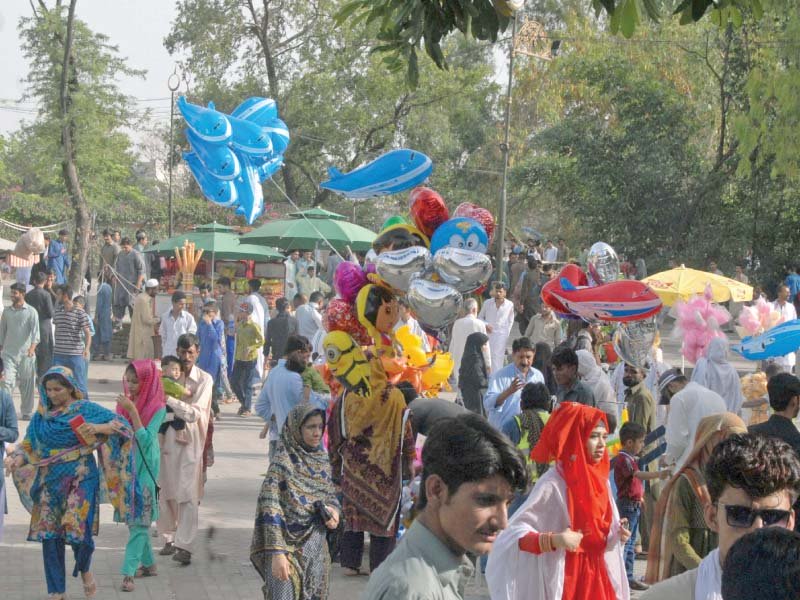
left=115, top=360, right=167, bottom=592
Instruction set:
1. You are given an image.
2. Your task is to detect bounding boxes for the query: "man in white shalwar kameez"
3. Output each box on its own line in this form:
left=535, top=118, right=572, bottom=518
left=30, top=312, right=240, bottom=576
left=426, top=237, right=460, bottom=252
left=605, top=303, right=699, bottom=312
left=478, top=283, right=516, bottom=374
left=449, top=298, right=490, bottom=386
left=157, top=332, right=214, bottom=565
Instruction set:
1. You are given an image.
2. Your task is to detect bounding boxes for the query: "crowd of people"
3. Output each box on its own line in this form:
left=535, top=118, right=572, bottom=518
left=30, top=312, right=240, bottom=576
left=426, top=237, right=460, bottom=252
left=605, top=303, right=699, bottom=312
left=2, top=229, right=800, bottom=600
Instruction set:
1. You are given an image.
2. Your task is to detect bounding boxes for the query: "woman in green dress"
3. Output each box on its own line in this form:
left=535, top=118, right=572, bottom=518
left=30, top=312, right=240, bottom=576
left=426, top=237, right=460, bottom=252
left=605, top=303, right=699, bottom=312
left=115, top=360, right=166, bottom=592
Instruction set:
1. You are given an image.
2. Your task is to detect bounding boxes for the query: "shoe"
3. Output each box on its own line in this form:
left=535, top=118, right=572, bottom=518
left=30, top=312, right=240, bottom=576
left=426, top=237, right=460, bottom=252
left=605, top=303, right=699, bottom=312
left=159, top=542, right=176, bottom=556
left=239, top=410, right=251, bottom=418
left=135, top=565, right=157, bottom=577
left=172, top=548, right=192, bottom=565
left=121, top=576, right=135, bottom=592
left=629, top=580, right=650, bottom=591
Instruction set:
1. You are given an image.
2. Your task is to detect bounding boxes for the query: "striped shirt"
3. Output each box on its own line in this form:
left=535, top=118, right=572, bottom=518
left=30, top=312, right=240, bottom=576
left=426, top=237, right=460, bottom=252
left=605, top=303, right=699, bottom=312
left=53, top=305, right=91, bottom=356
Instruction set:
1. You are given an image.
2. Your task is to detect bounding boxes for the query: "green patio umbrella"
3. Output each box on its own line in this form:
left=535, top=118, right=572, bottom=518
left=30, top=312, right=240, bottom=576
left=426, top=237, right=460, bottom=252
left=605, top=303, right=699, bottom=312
left=287, top=207, right=347, bottom=220
left=242, top=213, right=376, bottom=253
left=194, top=222, right=240, bottom=232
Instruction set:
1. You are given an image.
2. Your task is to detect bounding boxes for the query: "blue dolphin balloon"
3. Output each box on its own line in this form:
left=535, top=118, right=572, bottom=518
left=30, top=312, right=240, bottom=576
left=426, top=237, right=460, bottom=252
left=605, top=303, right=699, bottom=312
left=227, top=114, right=273, bottom=156
left=183, top=152, right=238, bottom=207
left=233, top=156, right=264, bottom=224
left=185, top=129, right=241, bottom=181
left=257, top=156, right=283, bottom=182
left=231, top=97, right=278, bottom=124
left=732, top=319, right=800, bottom=360
left=263, top=117, right=290, bottom=155
left=320, top=149, right=432, bottom=199
left=177, top=96, right=231, bottom=143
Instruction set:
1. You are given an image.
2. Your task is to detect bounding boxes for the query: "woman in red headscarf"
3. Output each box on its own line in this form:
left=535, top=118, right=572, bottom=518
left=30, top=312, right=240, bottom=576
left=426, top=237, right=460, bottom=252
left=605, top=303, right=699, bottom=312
left=486, top=402, right=630, bottom=600
left=114, top=360, right=167, bottom=592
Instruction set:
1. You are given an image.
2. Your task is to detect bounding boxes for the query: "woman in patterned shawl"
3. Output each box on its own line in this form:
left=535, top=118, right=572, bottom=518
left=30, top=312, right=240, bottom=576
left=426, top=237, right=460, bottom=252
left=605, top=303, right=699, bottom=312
left=4, top=366, right=139, bottom=600
left=251, top=403, right=341, bottom=600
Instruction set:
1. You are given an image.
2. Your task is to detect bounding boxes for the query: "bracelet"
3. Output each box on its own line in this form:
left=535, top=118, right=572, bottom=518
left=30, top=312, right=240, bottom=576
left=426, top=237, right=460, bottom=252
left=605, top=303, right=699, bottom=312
left=539, top=531, right=555, bottom=553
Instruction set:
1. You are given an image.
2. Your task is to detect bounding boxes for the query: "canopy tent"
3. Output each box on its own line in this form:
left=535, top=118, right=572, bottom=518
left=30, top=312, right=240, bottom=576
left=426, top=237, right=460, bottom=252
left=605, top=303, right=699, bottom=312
left=0, top=238, right=17, bottom=252
left=642, top=265, right=753, bottom=306
left=242, top=212, right=375, bottom=253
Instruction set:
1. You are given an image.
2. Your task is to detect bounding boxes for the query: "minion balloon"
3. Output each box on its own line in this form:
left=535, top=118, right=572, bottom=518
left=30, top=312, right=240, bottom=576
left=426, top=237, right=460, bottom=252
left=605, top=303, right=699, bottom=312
left=323, top=331, right=371, bottom=396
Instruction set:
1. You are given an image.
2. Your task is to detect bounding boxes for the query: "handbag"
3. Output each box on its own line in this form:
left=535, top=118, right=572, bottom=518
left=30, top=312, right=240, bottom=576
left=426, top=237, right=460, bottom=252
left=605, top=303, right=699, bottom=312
left=134, top=437, right=161, bottom=502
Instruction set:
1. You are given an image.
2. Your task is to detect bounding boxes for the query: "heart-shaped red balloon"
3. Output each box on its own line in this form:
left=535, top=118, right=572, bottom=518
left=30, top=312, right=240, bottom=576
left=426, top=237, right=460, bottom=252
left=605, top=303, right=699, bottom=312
left=409, top=187, right=449, bottom=239
left=453, top=202, right=496, bottom=244
left=541, top=264, right=588, bottom=316
left=323, top=298, right=372, bottom=346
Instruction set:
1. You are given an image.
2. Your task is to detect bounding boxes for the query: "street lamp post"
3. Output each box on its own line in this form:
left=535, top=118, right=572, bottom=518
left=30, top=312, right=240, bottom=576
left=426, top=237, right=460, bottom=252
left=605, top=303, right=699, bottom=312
left=167, top=67, right=181, bottom=238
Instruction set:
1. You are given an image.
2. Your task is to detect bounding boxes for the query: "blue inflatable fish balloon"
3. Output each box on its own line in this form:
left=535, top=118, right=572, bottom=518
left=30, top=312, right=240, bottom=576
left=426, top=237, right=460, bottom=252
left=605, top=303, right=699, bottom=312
left=263, top=117, right=290, bottom=155
left=227, top=114, right=273, bottom=156
left=177, top=96, right=231, bottom=143
left=233, top=156, right=265, bottom=224
left=185, top=129, right=241, bottom=181
left=320, top=149, right=432, bottom=199
left=184, top=152, right=238, bottom=207
left=231, top=97, right=278, bottom=124
left=257, top=156, right=283, bottom=182
left=732, top=319, right=800, bottom=360
left=429, top=217, right=489, bottom=255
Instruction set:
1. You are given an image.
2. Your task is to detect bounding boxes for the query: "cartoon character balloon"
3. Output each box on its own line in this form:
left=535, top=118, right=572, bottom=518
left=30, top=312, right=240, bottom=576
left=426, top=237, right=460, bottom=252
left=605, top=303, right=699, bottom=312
left=429, top=217, right=489, bottom=256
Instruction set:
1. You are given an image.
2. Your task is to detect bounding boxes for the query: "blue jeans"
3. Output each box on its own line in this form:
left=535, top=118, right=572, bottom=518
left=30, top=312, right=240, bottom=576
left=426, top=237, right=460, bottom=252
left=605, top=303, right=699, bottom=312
left=617, top=498, right=641, bottom=581
left=231, top=359, right=256, bottom=411
left=53, top=354, right=89, bottom=399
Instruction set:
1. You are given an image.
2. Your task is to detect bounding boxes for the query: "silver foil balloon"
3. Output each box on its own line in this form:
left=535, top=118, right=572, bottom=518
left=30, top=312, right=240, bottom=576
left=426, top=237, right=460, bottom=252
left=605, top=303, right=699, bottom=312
left=374, top=246, right=431, bottom=293
left=613, top=317, right=658, bottom=368
left=587, top=242, right=620, bottom=285
left=407, top=277, right=463, bottom=329
left=432, top=247, right=493, bottom=293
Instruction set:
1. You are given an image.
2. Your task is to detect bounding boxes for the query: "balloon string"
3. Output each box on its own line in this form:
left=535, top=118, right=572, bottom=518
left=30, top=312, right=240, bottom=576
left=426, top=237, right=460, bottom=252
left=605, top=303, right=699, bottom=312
left=268, top=178, right=345, bottom=261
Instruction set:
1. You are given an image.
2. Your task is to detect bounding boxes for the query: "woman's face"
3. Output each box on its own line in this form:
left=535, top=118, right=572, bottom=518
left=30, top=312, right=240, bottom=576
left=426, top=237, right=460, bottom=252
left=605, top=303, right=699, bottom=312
left=126, top=369, right=140, bottom=397
left=300, top=414, right=324, bottom=447
left=45, top=379, right=74, bottom=408
left=585, top=422, right=608, bottom=464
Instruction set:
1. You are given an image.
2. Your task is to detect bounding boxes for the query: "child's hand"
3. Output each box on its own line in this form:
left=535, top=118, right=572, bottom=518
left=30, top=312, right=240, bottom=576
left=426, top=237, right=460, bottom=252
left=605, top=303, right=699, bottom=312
left=659, top=469, right=672, bottom=480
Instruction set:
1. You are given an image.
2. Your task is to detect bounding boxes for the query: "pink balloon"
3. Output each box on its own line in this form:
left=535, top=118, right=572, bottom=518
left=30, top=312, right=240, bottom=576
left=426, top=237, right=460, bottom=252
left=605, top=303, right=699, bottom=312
left=334, top=262, right=367, bottom=304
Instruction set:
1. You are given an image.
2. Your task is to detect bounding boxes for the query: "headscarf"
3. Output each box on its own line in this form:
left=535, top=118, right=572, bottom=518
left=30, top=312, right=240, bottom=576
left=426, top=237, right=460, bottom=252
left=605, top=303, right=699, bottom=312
left=533, top=342, right=558, bottom=394
left=532, top=402, right=612, bottom=552
left=250, top=404, right=339, bottom=583
left=38, top=365, right=83, bottom=412
left=118, top=360, right=166, bottom=428
left=645, top=412, right=747, bottom=583
left=576, top=349, right=617, bottom=416
left=530, top=402, right=617, bottom=599
left=459, top=332, right=489, bottom=381
left=690, top=338, right=745, bottom=415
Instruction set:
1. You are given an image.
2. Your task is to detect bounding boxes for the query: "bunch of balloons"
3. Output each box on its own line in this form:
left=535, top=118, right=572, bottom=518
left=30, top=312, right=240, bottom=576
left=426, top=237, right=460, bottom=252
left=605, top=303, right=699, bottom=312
left=538, top=242, right=663, bottom=368
left=178, top=96, right=289, bottom=224
left=674, top=285, right=730, bottom=363
left=321, top=185, right=496, bottom=396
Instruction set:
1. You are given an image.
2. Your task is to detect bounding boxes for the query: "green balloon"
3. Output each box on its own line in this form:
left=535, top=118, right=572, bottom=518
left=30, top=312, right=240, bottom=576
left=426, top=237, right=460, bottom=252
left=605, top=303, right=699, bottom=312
left=380, top=215, right=409, bottom=231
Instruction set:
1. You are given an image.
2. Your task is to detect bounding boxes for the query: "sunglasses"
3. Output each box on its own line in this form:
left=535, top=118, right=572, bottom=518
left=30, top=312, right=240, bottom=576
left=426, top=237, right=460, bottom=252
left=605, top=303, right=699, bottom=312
left=718, top=502, right=793, bottom=529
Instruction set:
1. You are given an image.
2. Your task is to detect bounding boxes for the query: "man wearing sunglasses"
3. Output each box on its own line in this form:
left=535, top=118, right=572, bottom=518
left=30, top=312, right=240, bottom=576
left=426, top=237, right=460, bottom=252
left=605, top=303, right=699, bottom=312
left=642, top=434, right=800, bottom=599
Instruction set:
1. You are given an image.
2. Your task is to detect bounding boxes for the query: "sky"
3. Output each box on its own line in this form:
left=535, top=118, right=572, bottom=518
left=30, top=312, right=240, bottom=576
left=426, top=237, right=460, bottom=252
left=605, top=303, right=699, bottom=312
left=0, top=0, right=178, bottom=135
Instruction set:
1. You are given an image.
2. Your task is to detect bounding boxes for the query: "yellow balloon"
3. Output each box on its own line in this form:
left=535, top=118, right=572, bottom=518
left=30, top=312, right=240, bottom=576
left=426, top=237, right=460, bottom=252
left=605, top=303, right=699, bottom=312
left=395, top=325, right=428, bottom=368
left=420, top=352, right=454, bottom=391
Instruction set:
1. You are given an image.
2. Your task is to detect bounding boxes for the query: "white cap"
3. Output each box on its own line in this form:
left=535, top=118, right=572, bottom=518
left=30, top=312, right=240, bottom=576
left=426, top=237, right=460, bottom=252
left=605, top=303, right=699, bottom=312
left=144, top=279, right=159, bottom=289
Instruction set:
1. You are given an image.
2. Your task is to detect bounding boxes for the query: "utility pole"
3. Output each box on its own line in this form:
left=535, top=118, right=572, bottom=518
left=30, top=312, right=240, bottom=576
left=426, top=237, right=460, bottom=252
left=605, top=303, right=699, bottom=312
left=167, top=67, right=181, bottom=238
left=496, top=15, right=518, bottom=274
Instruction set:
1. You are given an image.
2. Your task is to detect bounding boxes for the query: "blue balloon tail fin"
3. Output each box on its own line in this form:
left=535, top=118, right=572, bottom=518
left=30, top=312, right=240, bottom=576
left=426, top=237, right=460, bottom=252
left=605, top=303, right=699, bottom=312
left=208, top=101, right=216, bottom=110
left=560, top=278, right=578, bottom=291
left=327, top=166, right=343, bottom=179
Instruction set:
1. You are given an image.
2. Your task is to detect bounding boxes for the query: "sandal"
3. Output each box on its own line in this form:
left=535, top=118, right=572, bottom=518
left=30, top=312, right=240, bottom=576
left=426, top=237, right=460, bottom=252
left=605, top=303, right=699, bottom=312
left=82, top=572, right=97, bottom=598
left=121, top=576, right=135, bottom=592
left=135, top=564, right=158, bottom=577
left=343, top=567, right=362, bottom=576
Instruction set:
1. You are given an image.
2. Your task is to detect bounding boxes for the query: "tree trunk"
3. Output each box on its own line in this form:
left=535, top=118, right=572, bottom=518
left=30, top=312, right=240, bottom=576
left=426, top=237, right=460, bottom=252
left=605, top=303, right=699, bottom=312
left=59, top=0, right=91, bottom=293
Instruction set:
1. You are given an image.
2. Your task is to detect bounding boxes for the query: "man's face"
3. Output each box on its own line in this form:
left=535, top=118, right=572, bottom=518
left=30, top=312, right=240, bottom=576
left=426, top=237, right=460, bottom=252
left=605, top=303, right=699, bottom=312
left=514, top=349, right=535, bottom=372
left=147, top=286, right=158, bottom=297
left=304, top=251, right=312, bottom=261
left=541, top=306, right=552, bottom=320
left=430, top=473, right=513, bottom=556
left=494, top=286, right=506, bottom=300
left=779, top=286, right=790, bottom=302
left=103, top=234, right=112, bottom=245
left=121, top=243, right=132, bottom=254
left=61, top=295, right=73, bottom=311
left=706, top=487, right=795, bottom=565
left=622, top=364, right=643, bottom=387
left=173, top=299, right=186, bottom=313
left=735, top=266, right=743, bottom=276
left=10, top=289, right=24, bottom=305
left=59, top=234, right=68, bottom=243
left=200, top=289, right=209, bottom=301
left=46, top=274, right=55, bottom=287
left=177, top=344, right=199, bottom=372
left=553, top=362, right=577, bottom=387
left=710, top=261, right=718, bottom=272
left=290, top=251, right=299, bottom=261
left=289, top=348, right=311, bottom=365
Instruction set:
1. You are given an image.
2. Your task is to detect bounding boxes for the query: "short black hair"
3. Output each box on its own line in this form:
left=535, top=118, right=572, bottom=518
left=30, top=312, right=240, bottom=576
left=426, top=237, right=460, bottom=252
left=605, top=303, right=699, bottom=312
left=58, top=229, right=68, bottom=236
left=217, top=276, right=231, bottom=288
left=722, top=528, right=800, bottom=600
left=512, top=337, right=535, bottom=354
left=766, top=362, right=784, bottom=380
left=767, top=373, right=800, bottom=412
left=60, top=285, right=74, bottom=299
left=520, top=382, right=551, bottom=412
left=275, top=297, right=289, bottom=312
left=120, top=237, right=132, bottom=246
left=10, top=282, right=26, bottom=294
left=417, top=413, right=528, bottom=510
left=34, top=271, right=48, bottom=285
left=102, top=228, right=111, bottom=236
left=705, top=434, right=800, bottom=504
left=177, top=333, right=199, bottom=350
left=309, top=291, right=324, bottom=304
left=73, top=295, right=86, bottom=305
left=285, top=335, right=309, bottom=356
left=0, top=356, right=4, bottom=375
left=248, top=278, right=261, bottom=292
left=551, top=346, right=579, bottom=369
left=171, top=290, right=187, bottom=303
left=198, top=283, right=212, bottom=293
left=619, top=422, right=646, bottom=444
left=161, top=355, right=181, bottom=368
left=136, top=231, right=146, bottom=241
